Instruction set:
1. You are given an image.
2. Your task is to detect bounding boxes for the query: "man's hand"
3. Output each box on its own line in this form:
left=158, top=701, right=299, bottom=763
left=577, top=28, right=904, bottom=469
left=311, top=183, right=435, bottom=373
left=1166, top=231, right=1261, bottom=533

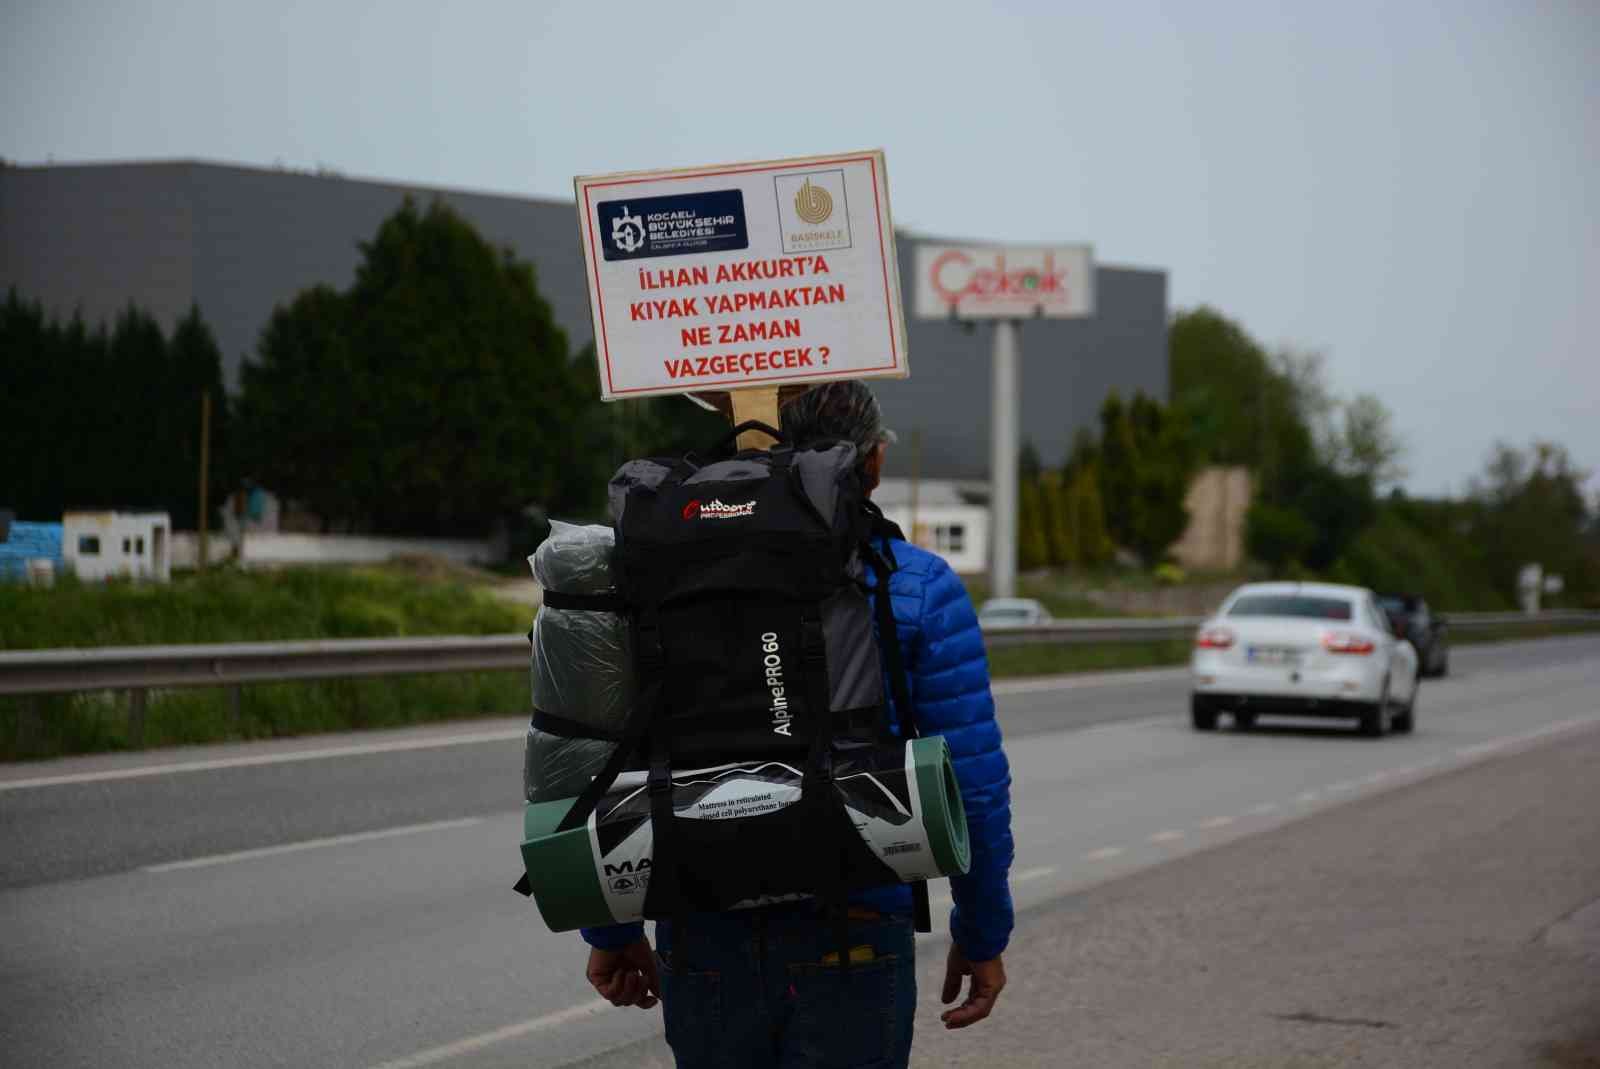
left=586, top=939, right=660, bottom=1010
left=939, top=945, right=1006, bottom=1029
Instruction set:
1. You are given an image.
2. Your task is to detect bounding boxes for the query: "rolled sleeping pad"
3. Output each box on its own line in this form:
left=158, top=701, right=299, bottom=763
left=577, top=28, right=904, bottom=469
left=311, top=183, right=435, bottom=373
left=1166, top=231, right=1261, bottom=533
left=518, top=735, right=970, bottom=932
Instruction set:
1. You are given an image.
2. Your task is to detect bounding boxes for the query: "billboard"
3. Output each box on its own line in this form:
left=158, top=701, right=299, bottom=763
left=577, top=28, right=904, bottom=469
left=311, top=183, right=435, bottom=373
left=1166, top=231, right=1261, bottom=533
left=574, top=151, right=909, bottom=400
left=913, top=243, right=1095, bottom=320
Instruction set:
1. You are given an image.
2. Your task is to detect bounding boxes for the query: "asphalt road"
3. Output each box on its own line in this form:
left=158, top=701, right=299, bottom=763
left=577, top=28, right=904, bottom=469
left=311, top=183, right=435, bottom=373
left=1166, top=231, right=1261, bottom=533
left=1, top=633, right=1596, bottom=1067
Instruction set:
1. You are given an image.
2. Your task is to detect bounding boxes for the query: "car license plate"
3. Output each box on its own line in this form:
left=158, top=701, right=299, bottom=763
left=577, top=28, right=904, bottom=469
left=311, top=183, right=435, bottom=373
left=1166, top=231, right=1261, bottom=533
left=1247, top=646, right=1300, bottom=665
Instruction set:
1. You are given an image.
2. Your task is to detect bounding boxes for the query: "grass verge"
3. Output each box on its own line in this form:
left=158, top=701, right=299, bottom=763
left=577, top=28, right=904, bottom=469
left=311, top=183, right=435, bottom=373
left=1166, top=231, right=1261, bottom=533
left=0, top=564, right=533, bottom=762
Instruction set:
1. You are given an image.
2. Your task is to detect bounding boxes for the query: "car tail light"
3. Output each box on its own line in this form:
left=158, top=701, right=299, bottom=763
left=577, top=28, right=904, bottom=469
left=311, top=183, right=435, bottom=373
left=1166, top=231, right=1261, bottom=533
left=1195, top=627, right=1235, bottom=650
left=1322, top=631, right=1375, bottom=655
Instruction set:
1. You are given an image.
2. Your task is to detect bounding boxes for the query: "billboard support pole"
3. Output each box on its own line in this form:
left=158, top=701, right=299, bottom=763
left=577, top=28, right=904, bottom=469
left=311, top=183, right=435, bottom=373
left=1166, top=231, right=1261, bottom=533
left=989, top=320, right=1019, bottom=598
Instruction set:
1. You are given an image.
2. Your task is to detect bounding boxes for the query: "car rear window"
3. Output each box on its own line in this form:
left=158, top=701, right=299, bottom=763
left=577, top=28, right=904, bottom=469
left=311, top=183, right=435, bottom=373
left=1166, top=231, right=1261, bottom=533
left=1227, top=594, right=1353, bottom=621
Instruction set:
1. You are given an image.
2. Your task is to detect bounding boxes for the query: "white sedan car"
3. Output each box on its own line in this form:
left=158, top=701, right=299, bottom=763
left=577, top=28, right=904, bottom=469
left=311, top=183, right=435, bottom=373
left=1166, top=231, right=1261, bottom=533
left=1189, top=581, right=1419, bottom=737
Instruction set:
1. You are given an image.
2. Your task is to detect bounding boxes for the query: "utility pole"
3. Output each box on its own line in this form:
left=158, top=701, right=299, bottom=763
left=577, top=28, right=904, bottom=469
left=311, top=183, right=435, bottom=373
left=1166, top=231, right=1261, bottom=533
left=197, top=390, right=211, bottom=571
left=989, top=321, right=1020, bottom=597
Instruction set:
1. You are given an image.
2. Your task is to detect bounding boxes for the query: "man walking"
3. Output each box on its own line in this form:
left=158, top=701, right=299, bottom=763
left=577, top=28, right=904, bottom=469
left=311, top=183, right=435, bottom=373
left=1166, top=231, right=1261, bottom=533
left=581, top=381, right=1014, bottom=1067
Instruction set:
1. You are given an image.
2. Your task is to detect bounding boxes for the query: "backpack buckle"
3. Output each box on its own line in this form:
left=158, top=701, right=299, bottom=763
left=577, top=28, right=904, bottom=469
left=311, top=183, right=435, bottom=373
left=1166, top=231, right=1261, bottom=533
left=647, top=758, right=672, bottom=797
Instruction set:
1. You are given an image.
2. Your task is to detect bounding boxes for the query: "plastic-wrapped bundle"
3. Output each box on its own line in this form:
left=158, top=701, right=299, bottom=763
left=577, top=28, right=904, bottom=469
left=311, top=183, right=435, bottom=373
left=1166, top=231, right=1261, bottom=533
left=528, top=521, right=633, bottom=736
left=523, top=725, right=617, bottom=803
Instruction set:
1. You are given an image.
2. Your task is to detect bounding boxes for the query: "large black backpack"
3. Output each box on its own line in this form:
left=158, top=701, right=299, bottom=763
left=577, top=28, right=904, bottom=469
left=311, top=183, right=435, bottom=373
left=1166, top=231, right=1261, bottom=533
left=551, top=420, right=929, bottom=940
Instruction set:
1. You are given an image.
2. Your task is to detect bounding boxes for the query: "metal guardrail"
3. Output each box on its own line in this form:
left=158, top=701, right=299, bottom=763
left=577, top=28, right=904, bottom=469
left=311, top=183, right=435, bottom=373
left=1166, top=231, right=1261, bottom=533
left=2, top=611, right=1596, bottom=744
left=978, top=609, right=1600, bottom=648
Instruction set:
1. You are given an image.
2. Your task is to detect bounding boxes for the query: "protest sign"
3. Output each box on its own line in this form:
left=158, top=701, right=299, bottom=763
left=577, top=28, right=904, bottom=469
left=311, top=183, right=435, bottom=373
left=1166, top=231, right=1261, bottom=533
left=575, top=151, right=909, bottom=401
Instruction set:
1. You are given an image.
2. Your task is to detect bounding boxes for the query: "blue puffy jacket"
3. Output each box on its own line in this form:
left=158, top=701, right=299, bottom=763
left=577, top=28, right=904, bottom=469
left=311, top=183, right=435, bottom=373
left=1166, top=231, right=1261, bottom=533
left=582, top=537, right=1015, bottom=962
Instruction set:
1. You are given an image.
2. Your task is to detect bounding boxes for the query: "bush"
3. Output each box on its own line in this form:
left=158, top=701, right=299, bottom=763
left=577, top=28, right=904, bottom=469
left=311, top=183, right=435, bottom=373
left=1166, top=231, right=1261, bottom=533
left=1245, top=503, right=1316, bottom=573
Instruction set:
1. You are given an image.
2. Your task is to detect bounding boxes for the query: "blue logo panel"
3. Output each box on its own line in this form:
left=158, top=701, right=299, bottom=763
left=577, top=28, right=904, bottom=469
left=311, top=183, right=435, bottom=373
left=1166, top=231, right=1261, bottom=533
left=597, top=190, right=749, bottom=262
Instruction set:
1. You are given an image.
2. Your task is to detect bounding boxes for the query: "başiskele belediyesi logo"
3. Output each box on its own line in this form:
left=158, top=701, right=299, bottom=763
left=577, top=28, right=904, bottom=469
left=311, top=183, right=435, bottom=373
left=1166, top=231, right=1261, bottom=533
left=597, top=189, right=749, bottom=262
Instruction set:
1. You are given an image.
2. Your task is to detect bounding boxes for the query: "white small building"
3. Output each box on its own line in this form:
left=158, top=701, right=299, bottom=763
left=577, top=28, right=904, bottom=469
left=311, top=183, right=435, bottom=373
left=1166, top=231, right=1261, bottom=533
left=63, top=511, right=172, bottom=582
left=874, top=479, right=989, bottom=575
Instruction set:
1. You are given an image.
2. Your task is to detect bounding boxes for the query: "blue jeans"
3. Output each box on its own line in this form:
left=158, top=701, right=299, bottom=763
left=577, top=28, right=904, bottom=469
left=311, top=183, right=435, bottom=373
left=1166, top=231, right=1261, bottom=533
left=655, top=906, right=917, bottom=1069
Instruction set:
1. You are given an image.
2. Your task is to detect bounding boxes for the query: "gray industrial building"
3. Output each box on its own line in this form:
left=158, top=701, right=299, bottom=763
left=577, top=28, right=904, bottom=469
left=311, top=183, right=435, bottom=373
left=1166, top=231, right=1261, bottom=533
left=1, top=159, right=1167, bottom=481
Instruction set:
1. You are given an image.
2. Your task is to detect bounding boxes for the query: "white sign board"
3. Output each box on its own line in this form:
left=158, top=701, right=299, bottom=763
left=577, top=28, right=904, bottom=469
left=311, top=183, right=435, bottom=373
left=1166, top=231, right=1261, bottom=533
left=912, top=243, right=1095, bottom=320
left=574, top=151, right=909, bottom=401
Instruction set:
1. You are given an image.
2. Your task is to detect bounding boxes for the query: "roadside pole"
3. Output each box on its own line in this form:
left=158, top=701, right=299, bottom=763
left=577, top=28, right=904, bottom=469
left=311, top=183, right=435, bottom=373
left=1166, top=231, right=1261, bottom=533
left=198, top=390, right=211, bottom=571
left=913, top=243, right=1094, bottom=600
left=989, top=320, right=1019, bottom=598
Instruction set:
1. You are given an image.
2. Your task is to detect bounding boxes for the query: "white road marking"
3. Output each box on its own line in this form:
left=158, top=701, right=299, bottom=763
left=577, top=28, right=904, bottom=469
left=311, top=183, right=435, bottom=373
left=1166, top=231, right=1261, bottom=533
left=1324, top=780, right=1357, bottom=794
left=1295, top=791, right=1322, bottom=803
left=1012, top=866, right=1059, bottom=882
left=1198, top=816, right=1235, bottom=829
left=0, top=728, right=526, bottom=792
left=1358, top=770, right=1393, bottom=785
left=1083, top=846, right=1125, bottom=861
left=365, top=998, right=612, bottom=1069
left=1248, top=802, right=1280, bottom=815
left=144, top=818, right=483, bottom=872
left=1149, top=830, right=1185, bottom=843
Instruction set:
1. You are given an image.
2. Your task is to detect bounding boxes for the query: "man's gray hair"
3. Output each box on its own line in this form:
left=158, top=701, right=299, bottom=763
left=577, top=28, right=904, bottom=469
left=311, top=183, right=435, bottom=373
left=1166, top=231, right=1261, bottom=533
left=780, top=381, right=895, bottom=465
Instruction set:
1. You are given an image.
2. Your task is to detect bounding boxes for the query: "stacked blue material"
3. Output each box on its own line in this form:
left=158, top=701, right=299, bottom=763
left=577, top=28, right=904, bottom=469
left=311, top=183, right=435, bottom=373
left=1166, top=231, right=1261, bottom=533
left=0, top=521, right=64, bottom=582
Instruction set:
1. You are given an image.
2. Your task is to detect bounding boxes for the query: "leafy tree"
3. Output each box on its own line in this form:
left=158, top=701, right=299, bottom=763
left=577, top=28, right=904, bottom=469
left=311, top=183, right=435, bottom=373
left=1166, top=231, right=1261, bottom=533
left=1071, top=464, right=1114, bottom=567
left=1333, top=393, right=1407, bottom=486
left=0, top=291, right=227, bottom=528
left=1245, top=502, right=1315, bottom=573
left=1466, top=441, right=1596, bottom=604
left=1038, top=471, right=1075, bottom=567
left=1063, top=428, right=1099, bottom=481
left=236, top=198, right=606, bottom=535
left=1019, top=439, right=1043, bottom=483
left=1097, top=391, right=1139, bottom=547
left=1017, top=478, right=1049, bottom=570
left=1169, top=307, right=1318, bottom=492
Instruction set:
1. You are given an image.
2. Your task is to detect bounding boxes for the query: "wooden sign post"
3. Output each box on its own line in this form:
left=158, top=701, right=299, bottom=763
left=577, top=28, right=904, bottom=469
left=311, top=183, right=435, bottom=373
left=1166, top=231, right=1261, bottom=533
left=729, top=387, right=781, bottom=450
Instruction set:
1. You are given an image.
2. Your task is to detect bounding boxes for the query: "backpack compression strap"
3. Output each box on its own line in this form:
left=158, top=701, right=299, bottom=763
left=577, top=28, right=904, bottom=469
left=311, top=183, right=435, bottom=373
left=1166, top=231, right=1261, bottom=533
left=539, top=591, right=625, bottom=612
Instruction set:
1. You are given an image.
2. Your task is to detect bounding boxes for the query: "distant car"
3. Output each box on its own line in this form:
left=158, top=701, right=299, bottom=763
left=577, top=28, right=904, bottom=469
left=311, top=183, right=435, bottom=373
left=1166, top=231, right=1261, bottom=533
left=1378, top=593, right=1449, bottom=677
left=1190, top=581, right=1419, bottom=737
left=977, top=597, right=1052, bottom=630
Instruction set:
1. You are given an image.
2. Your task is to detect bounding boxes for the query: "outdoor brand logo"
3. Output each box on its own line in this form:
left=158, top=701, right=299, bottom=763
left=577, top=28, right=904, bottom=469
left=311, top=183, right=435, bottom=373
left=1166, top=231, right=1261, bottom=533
left=683, top=498, right=756, bottom=521
left=610, top=207, right=646, bottom=254
left=793, top=178, right=833, bottom=225
left=762, top=631, right=792, bottom=736
left=774, top=170, right=851, bottom=254
left=597, top=190, right=749, bottom=262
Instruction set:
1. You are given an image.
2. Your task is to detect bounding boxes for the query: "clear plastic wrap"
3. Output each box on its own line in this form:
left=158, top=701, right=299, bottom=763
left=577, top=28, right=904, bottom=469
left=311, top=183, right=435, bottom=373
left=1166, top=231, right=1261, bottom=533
left=528, top=521, right=633, bottom=736
left=523, top=725, right=618, bottom=803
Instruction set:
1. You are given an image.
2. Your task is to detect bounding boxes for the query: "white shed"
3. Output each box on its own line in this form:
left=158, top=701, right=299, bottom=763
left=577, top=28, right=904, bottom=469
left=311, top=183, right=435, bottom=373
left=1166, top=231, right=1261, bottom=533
left=874, top=479, right=990, bottom=576
left=62, top=511, right=172, bottom=582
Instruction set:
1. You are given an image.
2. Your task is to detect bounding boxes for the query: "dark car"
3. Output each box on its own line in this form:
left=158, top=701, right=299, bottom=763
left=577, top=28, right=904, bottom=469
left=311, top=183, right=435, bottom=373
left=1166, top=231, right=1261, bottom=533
left=1378, top=593, right=1449, bottom=677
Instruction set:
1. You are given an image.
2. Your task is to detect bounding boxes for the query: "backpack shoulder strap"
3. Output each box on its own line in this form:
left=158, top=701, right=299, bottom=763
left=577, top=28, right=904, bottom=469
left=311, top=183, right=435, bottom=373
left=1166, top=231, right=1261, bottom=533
left=860, top=503, right=934, bottom=934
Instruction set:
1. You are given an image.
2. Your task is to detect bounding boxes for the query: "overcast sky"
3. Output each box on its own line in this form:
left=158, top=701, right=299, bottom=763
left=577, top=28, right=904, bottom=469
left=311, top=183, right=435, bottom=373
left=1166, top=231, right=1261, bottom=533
left=5, top=0, right=1595, bottom=497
